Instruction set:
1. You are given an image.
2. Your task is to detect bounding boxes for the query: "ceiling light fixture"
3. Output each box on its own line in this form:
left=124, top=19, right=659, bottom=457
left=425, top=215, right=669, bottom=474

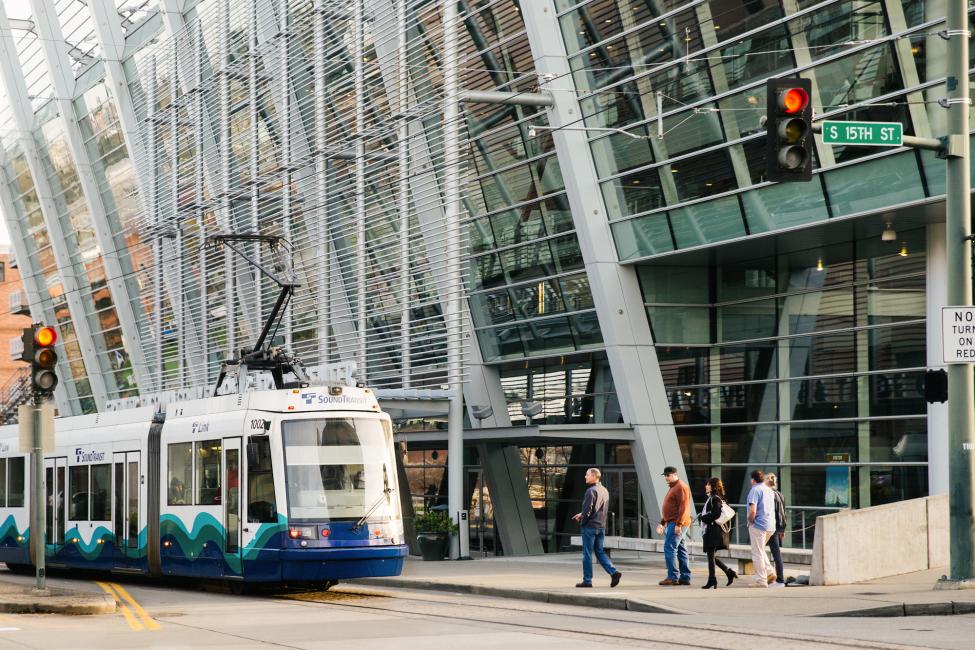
left=816, top=257, right=824, bottom=272
left=882, top=221, right=897, bottom=242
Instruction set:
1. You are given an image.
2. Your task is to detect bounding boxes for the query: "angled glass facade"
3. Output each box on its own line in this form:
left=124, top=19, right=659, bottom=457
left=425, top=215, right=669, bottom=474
left=0, top=0, right=965, bottom=554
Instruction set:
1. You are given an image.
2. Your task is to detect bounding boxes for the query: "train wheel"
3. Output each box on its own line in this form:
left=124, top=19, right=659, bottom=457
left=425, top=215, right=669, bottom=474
left=227, top=580, right=249, bottom=596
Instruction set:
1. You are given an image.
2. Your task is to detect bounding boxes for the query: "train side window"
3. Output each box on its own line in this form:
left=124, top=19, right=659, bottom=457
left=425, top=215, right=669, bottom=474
left=246, top=436, right=277, bottom=523
left=0, top=458, right=6, bottom=506
left=7, top=458, right=23, bottom=507
left=195, top=439, right=221, bottom=505
left=167, top=443, right=192, bottom=505
left=90, top=464, right=111, bottom=520
left=69, top=465, right=90, bottom=521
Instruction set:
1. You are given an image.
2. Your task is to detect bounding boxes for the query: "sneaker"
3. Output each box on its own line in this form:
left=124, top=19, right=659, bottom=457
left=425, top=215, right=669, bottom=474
left=769, top=581, right=785, bottom=588
left=576, top=582, right=593, bottom=588
left=678, top=578, right=691, bottom=586
left=658, top=578, right=679, bottom=586
left=610, top=572, right=622, bottom=588
left=748, top=582, right=769, bottom=588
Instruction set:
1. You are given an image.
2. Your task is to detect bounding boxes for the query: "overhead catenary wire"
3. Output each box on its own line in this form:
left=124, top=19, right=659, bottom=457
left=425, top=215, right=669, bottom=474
left=0, top=0, right=961, bottom=401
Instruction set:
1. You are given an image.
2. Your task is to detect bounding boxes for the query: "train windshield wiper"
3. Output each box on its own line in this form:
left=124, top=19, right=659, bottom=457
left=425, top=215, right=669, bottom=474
left=351, top=464, right=393, bottom=532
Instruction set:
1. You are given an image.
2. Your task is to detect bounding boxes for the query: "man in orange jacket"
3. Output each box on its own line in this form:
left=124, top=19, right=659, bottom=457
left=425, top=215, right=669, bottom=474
left=658, top=466, right=692, bottom=586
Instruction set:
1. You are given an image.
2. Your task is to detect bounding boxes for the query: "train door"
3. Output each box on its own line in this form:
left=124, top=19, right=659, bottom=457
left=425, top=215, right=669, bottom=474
left=44, top=457, right=66, bottom=559
left=222, top=437, right=242, bottom=574
left=241, top=433, right=278, bottom=581
left=113, top=451, right=141, bottom=569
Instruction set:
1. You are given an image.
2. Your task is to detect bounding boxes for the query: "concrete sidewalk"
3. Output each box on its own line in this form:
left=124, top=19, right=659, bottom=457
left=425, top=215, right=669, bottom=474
left=0, top=576, right=115, bottom=615
left=356, top=552, right=975, bottom=617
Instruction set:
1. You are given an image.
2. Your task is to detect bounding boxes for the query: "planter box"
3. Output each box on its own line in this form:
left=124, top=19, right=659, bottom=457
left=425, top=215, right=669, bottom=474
left=416, top=532, right=449, bottom=561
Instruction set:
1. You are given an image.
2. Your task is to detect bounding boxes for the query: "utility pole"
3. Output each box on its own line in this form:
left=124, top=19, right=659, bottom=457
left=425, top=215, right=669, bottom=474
left=31, top=395, right=45, bottom=593
left=941, top=2, right=975, bottom=587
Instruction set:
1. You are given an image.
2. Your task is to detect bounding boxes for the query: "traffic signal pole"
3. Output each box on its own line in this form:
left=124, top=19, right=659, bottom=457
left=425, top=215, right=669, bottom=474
left=31, top=396, right=45, bottom=593
left=941, top=2, right=975, bottom=587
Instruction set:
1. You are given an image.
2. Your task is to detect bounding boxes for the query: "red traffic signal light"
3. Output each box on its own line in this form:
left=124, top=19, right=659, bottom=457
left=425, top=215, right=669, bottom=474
left=34, top=326, right=57, bottom=347
left=766, top=78, right=813, bottom=182
left=778, top=87, right=809, bottom=114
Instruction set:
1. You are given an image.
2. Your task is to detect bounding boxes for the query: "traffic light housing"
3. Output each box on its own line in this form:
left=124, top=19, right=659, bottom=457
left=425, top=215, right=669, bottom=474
left=19, top=327, right=33, bottom=364
left=26, top=325, right=58, bottom=397
left=766, top=77, right=813, bottom=182
left=925, top=369, right=948, bottom=403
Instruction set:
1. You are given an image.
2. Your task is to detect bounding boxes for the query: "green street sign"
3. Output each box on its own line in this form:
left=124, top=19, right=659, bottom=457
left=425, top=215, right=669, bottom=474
left=821, top=121, right=903, bottom=146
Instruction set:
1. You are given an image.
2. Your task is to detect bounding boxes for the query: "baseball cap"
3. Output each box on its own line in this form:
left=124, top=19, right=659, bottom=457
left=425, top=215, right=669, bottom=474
left=661, top=466, right=677, bottom=476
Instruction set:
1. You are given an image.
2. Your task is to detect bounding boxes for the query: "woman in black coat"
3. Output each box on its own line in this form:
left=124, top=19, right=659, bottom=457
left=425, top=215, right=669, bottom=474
left=698, top=477, right=736, bottom=589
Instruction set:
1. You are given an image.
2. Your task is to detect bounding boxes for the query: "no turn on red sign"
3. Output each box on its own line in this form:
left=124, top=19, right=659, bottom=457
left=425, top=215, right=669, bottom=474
left=943, top=307, right=975, bottom=363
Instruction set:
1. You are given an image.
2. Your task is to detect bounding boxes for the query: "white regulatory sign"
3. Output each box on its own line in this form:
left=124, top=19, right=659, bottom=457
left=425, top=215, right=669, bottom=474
left=942, top=307, right=975, bottom=363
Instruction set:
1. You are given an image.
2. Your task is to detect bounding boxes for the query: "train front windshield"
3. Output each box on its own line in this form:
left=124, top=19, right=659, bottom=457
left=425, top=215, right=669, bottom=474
left=282, top=417, right=397, bottom=522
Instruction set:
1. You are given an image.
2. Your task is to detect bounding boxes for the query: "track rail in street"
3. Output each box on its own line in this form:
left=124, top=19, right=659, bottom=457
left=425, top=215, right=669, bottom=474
left=274, top=586, right=927, bottom=650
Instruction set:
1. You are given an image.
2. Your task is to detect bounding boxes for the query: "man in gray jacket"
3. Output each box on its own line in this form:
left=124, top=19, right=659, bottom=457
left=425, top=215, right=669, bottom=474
left=572, top=468, right=622, bottom=588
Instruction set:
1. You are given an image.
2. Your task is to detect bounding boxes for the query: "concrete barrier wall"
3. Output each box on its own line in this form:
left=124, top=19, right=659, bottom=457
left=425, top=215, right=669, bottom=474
left=810, top=494, right=947, bottom=585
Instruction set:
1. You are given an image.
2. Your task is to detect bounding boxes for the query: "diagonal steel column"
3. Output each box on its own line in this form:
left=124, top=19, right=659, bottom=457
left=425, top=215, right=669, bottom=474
left=89, top=0, right=169, bottom=390
left=521, top=0, right=686, bottom=529
left=0, top=5, right=109, bottom=411
left=0, top=144, right=75, bottom=412
left=365, top=0, right=511, bottom=426
left=29, top=0, right=152, bottom=396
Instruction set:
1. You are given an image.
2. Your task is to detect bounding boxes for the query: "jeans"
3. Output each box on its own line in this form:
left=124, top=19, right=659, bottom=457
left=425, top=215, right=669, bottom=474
left=664, top=522, right=691, bottom=582
left=581, top=527, right=616, bottom=584
left=767, top=531, right=785, bottom=583
left=748, top=527, right=774, bottom=584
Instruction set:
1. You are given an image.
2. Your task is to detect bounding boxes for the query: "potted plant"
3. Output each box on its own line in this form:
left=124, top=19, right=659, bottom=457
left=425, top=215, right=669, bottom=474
left=413, top=510, right=458, bottom=561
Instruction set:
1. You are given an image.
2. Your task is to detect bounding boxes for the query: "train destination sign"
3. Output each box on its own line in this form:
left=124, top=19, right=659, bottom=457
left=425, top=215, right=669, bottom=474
left=821, top=120, right=903, bottom=147
left=943, top=307, right=975, bottom=363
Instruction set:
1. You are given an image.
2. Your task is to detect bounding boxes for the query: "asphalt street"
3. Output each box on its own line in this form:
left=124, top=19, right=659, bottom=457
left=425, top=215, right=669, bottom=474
left=0, top=570, right=973, bottom=649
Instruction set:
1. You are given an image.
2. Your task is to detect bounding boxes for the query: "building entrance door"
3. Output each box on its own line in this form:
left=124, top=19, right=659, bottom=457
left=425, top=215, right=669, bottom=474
left=466, top=469, right=495, bottom=557
left=603, top=470, right=646, bottom=538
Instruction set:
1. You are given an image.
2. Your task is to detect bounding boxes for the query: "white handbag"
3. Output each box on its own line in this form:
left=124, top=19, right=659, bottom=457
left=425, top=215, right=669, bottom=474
left=715, top=500, right=736, bottom=526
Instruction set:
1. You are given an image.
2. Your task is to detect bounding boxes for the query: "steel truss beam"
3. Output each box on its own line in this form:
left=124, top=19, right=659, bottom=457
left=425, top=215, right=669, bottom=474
left=0, top=4, right=110, bottom=412
left=29, top=0, right=153, bottom=396
left=521, top=0, right=688, bottom=529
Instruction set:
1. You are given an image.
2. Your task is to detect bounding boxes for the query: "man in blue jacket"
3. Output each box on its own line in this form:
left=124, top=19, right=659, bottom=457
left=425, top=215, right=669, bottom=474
left=573, top=467, right=622, bottom=588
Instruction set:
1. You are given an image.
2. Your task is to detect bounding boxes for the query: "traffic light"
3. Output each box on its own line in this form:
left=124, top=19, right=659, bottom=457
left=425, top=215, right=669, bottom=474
left=766, top=77, right=813, bottom=182
left=29, top=325, right=58, bottom=397
left=19, top=327, right=33, bottom=364
left=925, top=369, right=948, bottom=403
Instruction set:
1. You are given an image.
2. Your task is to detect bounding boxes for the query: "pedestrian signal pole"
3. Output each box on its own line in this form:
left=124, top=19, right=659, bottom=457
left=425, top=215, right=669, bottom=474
left=940, top=2, right=975, bottom=587
left=20, top=324, right=58, bottom=593
left=31, top=389, right=43, bottom=593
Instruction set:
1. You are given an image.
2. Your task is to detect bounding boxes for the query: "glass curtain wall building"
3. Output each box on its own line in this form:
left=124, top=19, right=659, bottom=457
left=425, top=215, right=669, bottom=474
left=0, top=0, right=963, bottom=554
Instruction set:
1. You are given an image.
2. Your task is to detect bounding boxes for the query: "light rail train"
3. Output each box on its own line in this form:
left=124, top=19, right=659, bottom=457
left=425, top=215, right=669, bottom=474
left=0, top=386, right=407, bottom=587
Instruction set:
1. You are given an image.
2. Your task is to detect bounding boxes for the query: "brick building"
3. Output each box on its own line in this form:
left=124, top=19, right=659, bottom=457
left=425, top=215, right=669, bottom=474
left=0, top=244, right=31, bottom=392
